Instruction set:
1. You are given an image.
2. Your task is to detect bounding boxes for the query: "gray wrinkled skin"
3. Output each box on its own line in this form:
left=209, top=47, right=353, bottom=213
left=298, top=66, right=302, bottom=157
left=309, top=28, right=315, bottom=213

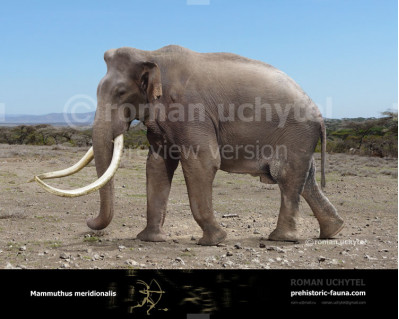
left=90, top=45, right=344, bottom=245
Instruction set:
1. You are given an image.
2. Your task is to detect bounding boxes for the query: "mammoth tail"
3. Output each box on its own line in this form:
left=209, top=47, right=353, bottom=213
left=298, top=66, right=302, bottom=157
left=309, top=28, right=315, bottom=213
left=320, top=120, right=326, bottom=188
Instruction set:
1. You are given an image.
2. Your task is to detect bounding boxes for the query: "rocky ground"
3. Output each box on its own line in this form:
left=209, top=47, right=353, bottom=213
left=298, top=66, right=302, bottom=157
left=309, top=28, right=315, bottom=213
left=0, top=144, right=397, bottom=269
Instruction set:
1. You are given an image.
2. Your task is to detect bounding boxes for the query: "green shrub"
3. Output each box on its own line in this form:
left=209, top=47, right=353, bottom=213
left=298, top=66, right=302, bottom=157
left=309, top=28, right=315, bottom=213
left=0, top=124, right=149, bottom=149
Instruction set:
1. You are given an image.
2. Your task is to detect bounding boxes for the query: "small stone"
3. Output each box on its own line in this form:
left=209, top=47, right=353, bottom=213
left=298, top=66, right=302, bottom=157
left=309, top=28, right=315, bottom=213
left=116, top=255, right=123, bottom=259
left=234, top=243, right=242, bottom=249
left=125, top=259, right=139, bottom=266
left=267, top=246, right=285, bottom=253
left=226, top=251, right=233, bottom=257
left=173, top=239, right=179, bottom=243
left=222, top=214, right=239, bottom=218
left=223, top=260, right=234, bottom=268
left=19, top=246, right=26, bottom=251
left=253, top=230, right=260, bottom=234
left=118, top=245, right=126, bottom=251
left=175, top=257, right=185, bottom=265
left=205, top=256, right=217, bottom=263
left=191, top=236, right=196, bottom=241
left=92, top=254, right=100, bottom=261
left=318, top=256, right=326, bottom=262
left=330, top=259, right=339, bottom=265
left=60, top=253, right=69, bottom=260
left=364, top=254, right=377, bottom=260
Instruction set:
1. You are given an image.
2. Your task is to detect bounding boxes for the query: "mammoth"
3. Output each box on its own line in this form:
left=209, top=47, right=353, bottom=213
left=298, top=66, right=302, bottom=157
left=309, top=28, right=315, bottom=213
left=32, top=45, right=344, bottom=245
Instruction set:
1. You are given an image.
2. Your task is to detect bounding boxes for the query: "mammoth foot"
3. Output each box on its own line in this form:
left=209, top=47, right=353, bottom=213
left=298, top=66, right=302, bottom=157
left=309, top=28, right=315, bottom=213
left=268, top=228, right=299, bottom=242
left=136, top=227, right=167, bottom=242
left=319, top=217, right=344, bottom=239
left=198, top=226, right=227, bottom=246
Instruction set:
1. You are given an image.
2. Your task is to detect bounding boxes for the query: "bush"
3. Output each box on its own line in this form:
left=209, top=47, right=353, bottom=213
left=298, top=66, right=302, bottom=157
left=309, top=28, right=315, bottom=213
left=324, top=112, right=397, bottom=158
left=0, top=124, right=149, bottom=149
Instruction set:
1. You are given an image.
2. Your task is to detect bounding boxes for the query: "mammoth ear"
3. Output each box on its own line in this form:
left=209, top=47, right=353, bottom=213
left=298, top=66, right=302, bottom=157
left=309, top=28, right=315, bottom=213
left=140, top=62, right=162, bottom=102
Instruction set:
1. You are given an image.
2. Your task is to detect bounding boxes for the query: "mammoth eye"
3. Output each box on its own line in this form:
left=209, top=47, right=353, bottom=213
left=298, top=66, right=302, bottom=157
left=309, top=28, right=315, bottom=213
left=117, top=89, right=127, bottom=97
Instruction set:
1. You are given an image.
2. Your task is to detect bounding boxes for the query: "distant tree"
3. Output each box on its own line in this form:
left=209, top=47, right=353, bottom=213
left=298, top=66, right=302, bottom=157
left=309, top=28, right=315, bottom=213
left=381, top=111, right=398, bottom=136
left=342, top=119, right=383, bottom=149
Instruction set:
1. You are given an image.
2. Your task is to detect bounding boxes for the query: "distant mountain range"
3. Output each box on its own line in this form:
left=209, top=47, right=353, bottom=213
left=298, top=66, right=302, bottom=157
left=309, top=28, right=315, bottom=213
left=0, top=111, right=390, bottom=127
left=2, top=112, right=95, bottom=126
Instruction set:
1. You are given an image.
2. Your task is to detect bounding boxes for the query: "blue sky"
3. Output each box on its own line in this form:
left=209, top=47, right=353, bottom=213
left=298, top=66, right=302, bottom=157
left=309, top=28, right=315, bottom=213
left=0, top=0, right=397, bottom=118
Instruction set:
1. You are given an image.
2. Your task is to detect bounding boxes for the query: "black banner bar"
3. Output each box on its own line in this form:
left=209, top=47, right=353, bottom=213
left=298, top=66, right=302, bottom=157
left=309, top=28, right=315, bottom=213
left=1, top=269, right=396, bottom=318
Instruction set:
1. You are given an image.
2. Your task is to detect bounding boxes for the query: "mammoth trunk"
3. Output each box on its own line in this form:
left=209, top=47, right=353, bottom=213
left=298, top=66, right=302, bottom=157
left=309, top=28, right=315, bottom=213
left=86, top=121, right=116, bottom=230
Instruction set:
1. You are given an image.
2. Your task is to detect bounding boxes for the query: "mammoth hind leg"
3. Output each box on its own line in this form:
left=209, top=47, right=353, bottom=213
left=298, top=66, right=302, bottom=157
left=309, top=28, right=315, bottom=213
left=268, top=162, right=307, bottom=242
left=301, top=160, right=344, bottom=238
left=268, top=156, right=316, bottom=242
left=268, top=184, right=301, bottom=242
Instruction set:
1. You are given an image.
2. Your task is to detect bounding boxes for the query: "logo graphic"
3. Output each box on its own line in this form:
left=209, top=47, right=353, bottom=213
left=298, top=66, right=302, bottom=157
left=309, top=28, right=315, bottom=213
left=130, top=279, right=168, bottom=315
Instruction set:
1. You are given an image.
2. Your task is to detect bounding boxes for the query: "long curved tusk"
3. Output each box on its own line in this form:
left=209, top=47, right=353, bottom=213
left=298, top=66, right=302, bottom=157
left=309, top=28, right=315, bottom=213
left=34, top=134, right=124, bottom=197
left=28, top=147, right=94, bottom=182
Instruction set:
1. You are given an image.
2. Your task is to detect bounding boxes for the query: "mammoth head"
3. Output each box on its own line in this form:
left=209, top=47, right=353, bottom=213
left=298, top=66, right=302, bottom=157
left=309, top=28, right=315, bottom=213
left=103, top=48, right=162, bottom=104
left=31, top=47, right=163, bottom=230
left=97, top=48, right=163, bottom=137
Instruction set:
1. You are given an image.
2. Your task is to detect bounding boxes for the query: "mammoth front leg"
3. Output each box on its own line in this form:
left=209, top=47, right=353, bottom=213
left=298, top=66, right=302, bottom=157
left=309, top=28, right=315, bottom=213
left=136, top=149, right=179, bottom=242
left=180, top=147, right=227, bottom=246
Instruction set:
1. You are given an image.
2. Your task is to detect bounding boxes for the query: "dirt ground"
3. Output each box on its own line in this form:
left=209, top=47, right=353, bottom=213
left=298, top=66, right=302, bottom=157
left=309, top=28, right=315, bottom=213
left=0, top=144, right=397, bottom=269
